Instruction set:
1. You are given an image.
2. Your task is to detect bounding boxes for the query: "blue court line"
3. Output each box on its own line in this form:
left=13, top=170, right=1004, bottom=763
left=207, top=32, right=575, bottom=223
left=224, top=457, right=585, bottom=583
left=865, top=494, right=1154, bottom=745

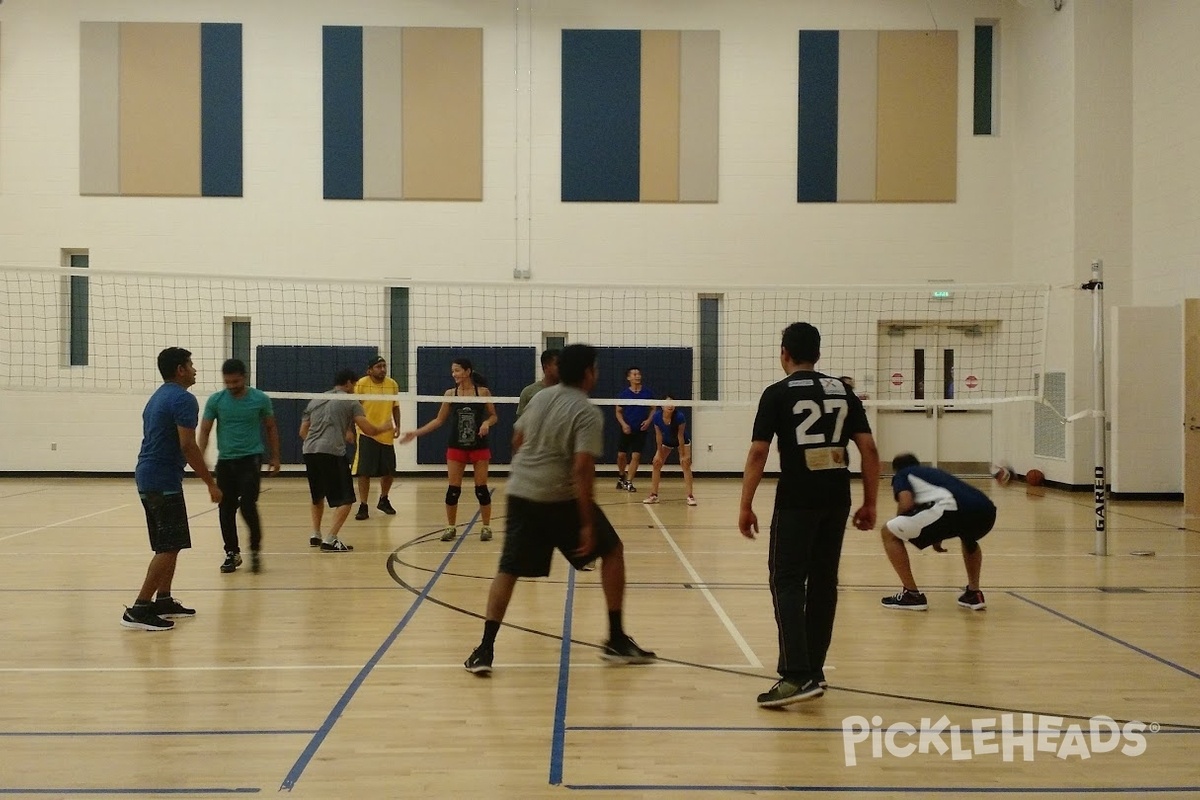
left=1010, top=592, right=1200, bottom=681
left=548, top=566, right=577, bottom=785
left=565, top=785, right=1200, bottom=794
left=0, top=729, right=314, bottom=737
left=566, top=725, right=1200, bottom=734
left=278, top=511, right=479, bottom=792
left=0, top=790, right=258, bottom=796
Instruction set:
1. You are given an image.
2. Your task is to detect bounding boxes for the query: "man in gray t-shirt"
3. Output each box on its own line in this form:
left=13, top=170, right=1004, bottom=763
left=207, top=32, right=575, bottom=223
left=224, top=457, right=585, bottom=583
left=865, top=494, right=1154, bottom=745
left=464, top=344, right=656, bottom=676
left=515, top=348, right=560, bottom=419
left=300, top=369, right=392, bottom=552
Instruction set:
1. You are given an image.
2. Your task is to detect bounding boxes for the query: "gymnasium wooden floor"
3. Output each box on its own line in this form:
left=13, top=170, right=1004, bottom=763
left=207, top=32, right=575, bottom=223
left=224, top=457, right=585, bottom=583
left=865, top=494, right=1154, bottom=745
left=1, top=474, right=1198, bottom=798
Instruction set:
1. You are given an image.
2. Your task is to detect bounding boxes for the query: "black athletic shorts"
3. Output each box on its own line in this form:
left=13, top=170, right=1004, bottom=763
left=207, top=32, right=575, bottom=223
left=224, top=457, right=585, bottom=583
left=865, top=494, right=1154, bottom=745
left=353, top=436, right=396, bottom=478
left=618, top=429, right=648, bottom=455
left=140, top=492, right=192, bottom=554
left=887, top=505, right=996, bottom=551
left=304, top=453, right=355, bottom=508
left=499, top=496, right=622, bottom=578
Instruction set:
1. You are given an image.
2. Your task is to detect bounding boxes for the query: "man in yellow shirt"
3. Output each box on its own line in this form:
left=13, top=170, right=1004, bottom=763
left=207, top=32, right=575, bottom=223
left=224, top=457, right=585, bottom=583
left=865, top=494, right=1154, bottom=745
left=353, top=356, right=401, bottom=520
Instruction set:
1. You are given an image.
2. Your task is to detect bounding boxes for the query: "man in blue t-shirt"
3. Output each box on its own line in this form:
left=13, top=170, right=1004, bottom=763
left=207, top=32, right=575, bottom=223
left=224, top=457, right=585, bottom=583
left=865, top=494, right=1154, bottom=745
left=123, top=347, right=222, bottom=632
left=880, top=453, right=997, bottom=612
left=614, top=366, right=655, bottom=492
left=198, top=358, right=280, bottom=575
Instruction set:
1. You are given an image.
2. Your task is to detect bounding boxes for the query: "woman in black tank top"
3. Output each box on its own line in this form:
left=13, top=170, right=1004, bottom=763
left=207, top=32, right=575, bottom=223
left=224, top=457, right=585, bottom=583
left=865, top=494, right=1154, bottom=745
left=400, top=358, right=499, bottom=543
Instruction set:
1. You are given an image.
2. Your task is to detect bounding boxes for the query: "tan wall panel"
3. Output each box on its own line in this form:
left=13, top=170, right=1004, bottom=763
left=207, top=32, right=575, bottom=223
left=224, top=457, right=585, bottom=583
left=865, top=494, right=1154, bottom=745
left=678, top=30, right=719, bottom=203
left=363, top=27, right=404, bottom=200
left=119, top=23, right=201, bottom=196
left=836, top=30, right=877, bottom=203
left=1186, top=299, right=1200, bottom=516
left=876, top=30, right=957, bottom=202
left=401, top=27, right=482, bottom=201
left=639, top=30, right=681, bottom=203
left=79, top=23, right=121, bottom=196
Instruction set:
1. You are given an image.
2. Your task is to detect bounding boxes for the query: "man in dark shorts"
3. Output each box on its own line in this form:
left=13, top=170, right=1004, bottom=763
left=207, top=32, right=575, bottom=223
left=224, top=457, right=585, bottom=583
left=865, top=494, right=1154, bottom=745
left=301, top=369, right=393, bottom=552
left=880, top=453, right=996, bottom=612
left=614, top=366, right=655, bottom=492
left=352, top=356, right=400, bottom=521
left=464, top=344, right=656, bottom=675
left=123, top=347, right=222, bottom=632
left=739, top=322, right=880, bottom=707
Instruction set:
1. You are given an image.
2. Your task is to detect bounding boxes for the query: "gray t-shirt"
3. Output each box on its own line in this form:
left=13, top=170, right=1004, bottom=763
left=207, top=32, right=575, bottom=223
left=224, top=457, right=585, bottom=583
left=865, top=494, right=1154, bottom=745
left=515, top=380, right=549, bottom=418
left=506, top=384, right=603, bottom=503
left=301, top=389, right=365, bottom=457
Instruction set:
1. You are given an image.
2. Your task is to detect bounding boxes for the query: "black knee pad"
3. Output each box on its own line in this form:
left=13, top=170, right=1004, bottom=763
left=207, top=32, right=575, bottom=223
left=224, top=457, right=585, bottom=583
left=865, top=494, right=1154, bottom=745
left=474, top=485, right=492, bottom=507
left=962, top=538, right=980, bottom=554
left=445, top=485, right=462, bottom=506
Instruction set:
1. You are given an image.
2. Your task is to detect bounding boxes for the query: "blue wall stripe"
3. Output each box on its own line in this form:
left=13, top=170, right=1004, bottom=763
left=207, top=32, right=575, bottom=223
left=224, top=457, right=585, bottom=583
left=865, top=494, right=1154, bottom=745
left=323, top=26, right=364, bottom=200
left=561, top=29, right=641, bottom=202
left=797, top=30, right=839, bottom=203
left=200, top=23, right=243, bottom=198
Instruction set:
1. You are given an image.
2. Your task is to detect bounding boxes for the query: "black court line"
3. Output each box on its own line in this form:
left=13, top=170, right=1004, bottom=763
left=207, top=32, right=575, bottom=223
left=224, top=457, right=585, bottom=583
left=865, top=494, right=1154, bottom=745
left=564, top=784, right=1200, bottom=794
left=1010, top=592, right=1200, bottom=681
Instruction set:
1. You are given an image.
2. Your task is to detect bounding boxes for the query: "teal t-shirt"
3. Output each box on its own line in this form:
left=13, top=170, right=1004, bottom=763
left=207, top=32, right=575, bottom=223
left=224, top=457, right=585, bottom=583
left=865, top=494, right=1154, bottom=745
left=203, top=388, right=274, bottom=460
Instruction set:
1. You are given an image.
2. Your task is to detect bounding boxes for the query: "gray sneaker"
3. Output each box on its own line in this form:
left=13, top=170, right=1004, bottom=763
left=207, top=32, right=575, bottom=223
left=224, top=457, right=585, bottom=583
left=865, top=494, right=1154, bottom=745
left=757, top=678, right=824, bottom=708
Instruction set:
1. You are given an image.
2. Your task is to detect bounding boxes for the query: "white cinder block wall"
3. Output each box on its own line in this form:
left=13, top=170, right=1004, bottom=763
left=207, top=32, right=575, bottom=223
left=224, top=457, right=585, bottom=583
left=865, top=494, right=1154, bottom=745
left=0, top=0, right=1189, bottom=490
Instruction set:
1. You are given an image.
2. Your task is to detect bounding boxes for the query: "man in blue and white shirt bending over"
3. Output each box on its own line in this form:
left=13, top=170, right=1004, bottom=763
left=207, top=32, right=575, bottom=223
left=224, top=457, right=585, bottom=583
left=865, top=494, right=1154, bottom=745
left=880, top=453, right=996, bottom=612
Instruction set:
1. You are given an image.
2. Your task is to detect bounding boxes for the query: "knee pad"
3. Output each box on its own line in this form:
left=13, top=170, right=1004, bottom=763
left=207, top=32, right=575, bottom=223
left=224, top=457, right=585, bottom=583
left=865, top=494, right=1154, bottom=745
left=962, top=538, right=980, bottom=554
left=445, top=485, right=462, bottom=506
left=474, top=485, right=492, bottom=507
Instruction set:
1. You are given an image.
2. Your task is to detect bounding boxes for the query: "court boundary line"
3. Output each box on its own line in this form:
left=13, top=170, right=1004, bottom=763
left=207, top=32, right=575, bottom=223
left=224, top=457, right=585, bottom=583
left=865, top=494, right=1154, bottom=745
left=563, top=785, right=1200, bottom=794
left=645, top=505, right=763, bottom=668
left=277, top=512, right=479, bottom=791
left=0, top=789, right=259, bottom=796
left=0, top=729, right=313, bottom=737
left=0, top=504, right=131, bottom=544
left=1009, top=592, right=1200, bottom=681
left=549, top=567, right=577, bottom=785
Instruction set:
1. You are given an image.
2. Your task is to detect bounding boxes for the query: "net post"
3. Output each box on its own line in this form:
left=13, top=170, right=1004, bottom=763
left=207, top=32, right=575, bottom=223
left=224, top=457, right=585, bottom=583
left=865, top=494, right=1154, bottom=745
left=1083, top=260, right=1108, bottom=556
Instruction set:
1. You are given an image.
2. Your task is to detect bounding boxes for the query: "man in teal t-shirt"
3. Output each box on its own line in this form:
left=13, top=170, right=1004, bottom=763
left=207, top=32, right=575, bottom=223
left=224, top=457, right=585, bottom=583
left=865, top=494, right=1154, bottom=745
left=198, top=359, right=280, bottom=574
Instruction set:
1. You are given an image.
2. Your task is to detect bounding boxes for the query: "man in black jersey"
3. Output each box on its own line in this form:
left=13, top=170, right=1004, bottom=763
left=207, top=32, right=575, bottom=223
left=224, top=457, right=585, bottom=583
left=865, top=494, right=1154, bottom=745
left=739, top=322, right=880, bottom=708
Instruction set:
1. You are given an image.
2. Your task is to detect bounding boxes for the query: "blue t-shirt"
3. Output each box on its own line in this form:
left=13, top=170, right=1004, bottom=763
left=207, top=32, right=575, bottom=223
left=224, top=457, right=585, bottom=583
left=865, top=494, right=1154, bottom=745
left=618, top=385, right=654, bottom=428
left=135, top=382, right=200, bottom=493
left=651, top=408, right=687, bottom=447
left=891, top=465, right=994, bottom=513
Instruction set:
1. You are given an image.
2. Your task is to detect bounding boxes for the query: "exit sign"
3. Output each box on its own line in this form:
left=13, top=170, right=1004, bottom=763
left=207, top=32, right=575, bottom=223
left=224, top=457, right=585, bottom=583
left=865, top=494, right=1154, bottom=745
left=931, top=290, right=953, bottom=300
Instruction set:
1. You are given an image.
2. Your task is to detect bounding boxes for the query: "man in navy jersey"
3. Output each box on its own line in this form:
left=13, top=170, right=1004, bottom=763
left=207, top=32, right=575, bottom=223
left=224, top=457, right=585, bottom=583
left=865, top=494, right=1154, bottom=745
left=739, top=323, right=880, bottom=707
left=879, top=453, right=996, bottom=612
left=614, top=367, right=655, bottom=491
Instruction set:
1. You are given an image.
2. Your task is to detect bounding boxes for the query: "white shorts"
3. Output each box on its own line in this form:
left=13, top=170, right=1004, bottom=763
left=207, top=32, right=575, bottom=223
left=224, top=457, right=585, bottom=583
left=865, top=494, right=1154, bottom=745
left=885, top=504, right=947, bottom=541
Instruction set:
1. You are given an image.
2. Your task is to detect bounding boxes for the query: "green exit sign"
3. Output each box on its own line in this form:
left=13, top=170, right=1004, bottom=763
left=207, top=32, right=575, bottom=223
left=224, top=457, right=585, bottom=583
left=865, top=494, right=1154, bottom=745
left=931, top=290, right=953, bottom=300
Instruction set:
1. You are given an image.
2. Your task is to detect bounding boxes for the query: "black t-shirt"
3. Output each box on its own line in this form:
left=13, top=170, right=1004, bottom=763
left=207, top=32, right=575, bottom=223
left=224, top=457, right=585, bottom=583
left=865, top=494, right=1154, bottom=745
left=449, top=388, right=489, bottom=450
left=751, top=370, right=871, bottom=509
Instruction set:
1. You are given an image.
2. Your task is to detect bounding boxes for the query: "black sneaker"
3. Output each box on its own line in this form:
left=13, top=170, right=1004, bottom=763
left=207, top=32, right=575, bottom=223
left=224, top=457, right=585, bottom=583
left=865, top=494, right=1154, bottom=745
left=377, top=497, right=396, bottom=515
left=958, top=587, right=987, bottom=610
left=152, top=596, right=196, bottom=618
left=320, top=539, right=353, bottom=552
left=601, top=636, right=657, bottom=664
left=309, top=535, right=322, bottom=547
left=250, top=551, right=262, bottom=574
left=355, top=503, right=369, bottom=521
left=757, top=678, right=825, bottom=708
left=625, top=483, right=637, bottom=493
left=219, top=553, right=242, bottom=573
left=881, top=589, right=928, bottom=611
left=121, top=605, right=173, bottom=631
left=464, top=645, right=494, bottom=675
left=616, top=478, right=628, bottom=490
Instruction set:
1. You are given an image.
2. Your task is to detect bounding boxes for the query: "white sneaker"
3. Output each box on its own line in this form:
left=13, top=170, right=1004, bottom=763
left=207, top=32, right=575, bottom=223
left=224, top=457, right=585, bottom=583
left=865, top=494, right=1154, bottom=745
left=686, top=495, right=698, bottom=506
left=642, top=494, right=659, bottom=505
left=440, top=526, right=458, bottom=542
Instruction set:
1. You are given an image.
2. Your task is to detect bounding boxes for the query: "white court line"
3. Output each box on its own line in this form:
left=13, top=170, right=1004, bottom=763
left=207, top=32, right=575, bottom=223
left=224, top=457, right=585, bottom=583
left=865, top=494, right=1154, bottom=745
left=0, top=662, right=755, bottom=674
left=644, top=505, right=764, bottom=669
left=0, top=504, right=132, bottom=544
